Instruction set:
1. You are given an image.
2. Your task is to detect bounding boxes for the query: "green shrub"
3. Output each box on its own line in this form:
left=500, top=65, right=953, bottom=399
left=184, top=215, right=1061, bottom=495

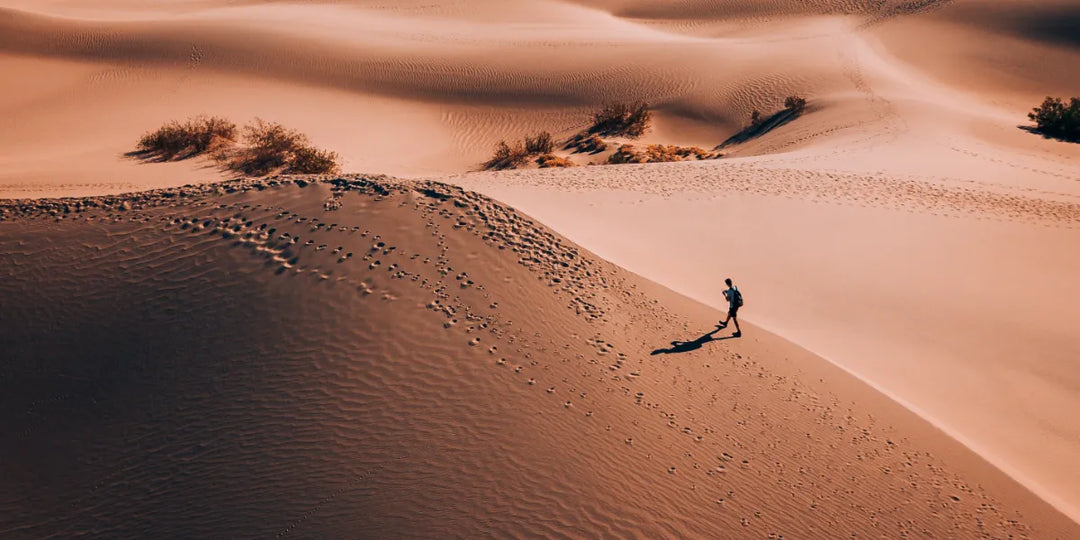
left=525, top=131, right=555, bottom=154
left=1028, top=96, right=1080, bottom=141
left=589, top=101, right=651, bottom=138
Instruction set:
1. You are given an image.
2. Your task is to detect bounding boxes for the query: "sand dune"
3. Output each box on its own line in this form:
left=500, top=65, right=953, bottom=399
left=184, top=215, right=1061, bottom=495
left=2, top=0, right=1079, bottom=535
left=2, top=176, right=1077, bottom=537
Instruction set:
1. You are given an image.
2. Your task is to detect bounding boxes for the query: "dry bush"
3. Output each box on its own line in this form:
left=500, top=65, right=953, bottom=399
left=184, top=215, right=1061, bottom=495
left=645, top=144, right=712, bottom=161
left=1029, top=96, right=1080, bottom=142
left=286, top=145, right=342, bottom=174
left=589, top=101, right=651, bottom=138
left=536, top=154, right=574, bottom=168
left=230, top=119, right=305, bottom=176
left=482, top=140, right=530, bottom=170
left=784, top=95, right=808, bottom=113
left=136, top=116, right=339, bottom=175
left=607, top=144, right=648, bottom=164
left=230, top=119, right=340, bottom=176
left=609, top=144, right=713, bottom=165
left=137, top=116, right=237, bottom=160
left=567, top=132, right=608, bottom=153
left=645, top=144, right=681, bottom=162
left=525, top=131, right=555, bottom=154
left=750, top=110, right=764, bottom=127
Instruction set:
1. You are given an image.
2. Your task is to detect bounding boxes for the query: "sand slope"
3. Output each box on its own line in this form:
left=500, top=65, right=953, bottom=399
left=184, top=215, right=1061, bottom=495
left=2, top=177, right=1076, bottom=537
left=2, top=0, right=1080, bottom=534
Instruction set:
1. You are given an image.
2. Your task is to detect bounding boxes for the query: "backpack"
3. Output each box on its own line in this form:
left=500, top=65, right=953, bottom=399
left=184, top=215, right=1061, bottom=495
left=733, top=287, right=744, bottom=308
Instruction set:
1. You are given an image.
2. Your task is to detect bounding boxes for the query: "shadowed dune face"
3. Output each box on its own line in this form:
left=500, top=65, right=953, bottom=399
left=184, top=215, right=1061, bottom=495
left=2, top=177, right=1076, bottom=537
left=928, top=0, right=1080, bottom=48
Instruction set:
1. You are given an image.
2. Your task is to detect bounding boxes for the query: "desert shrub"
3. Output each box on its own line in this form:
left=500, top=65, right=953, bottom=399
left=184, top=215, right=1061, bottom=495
left=589, top=101, right=651, bottom=138
left=135, top=116, right=338, bottom=175
left=678, top=146, right=712, bottom=159
left=231, top=119, right=306, bottom=175
left=1028, top=96, right=1080, bottom=141
left=525, top=131, right=555, bottom=154
left=645, top=144, right=680, bottom=162
left=645, top=144, right=712, bottom=161
left=750, top=110, right=764, bottom=127
left=286, top=145, right=341, bottom=174
left=567, top=132, right=608, bottom=153
left=607, top=144, right=647, bottom=164
left=784, top=95, right=808, bottom=112
left=137, top=116, right=237, bottom=160
left=536, top=154, right=574, bottom=168
left=483, top=140, right=530, bottom=170
left=608, top=144, right=713, bottom=165
left=229, top=119, right=340, bottom=176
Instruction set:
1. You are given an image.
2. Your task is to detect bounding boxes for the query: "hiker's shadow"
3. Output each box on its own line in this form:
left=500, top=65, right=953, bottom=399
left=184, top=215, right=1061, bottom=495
left=651, top=326, right=737, bottom=355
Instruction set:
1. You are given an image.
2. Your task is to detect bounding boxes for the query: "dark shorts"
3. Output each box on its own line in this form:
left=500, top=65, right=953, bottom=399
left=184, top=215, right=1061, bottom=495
left=728, top=306, right=739, bottom=318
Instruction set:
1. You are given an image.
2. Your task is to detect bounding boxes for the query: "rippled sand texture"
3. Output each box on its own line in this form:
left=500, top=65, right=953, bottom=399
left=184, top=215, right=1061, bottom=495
left=2, top=0, right=1080, bottom=536
left=1, top=178, right=1076, bottom=537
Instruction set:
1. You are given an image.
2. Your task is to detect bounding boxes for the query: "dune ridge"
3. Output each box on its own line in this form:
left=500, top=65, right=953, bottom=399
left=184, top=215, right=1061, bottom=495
left=2, top=175, right=1078, bottom=537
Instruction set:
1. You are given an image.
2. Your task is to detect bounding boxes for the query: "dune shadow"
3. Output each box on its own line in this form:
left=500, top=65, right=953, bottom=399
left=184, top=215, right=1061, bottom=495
left=124, top=149, right=172, bottom=163
left=123, top=150, right=234, bottom=174
left=717, top=107, right=804, bottom=149
left=650, top=326, right=737, bottom=355
left=123, top=149, right=212, bottom=164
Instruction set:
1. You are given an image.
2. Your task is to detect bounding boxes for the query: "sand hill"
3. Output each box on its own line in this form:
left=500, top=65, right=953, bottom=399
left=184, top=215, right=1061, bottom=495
left=1, top=0, right=1079, bottom=536
left=1, top=177, right=1077, bottom=537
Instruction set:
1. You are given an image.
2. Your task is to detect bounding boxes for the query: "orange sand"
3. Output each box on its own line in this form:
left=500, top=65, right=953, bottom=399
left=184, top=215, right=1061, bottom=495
left=1, top=0, right=1079, bottom=535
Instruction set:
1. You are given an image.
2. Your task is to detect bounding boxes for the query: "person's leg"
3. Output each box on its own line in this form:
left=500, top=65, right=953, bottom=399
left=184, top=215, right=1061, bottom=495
left=732, top=314, right=741, bottom=336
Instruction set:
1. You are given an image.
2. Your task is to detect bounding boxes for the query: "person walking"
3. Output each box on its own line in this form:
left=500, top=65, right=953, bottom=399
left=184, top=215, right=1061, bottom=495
left=718, top=278, right=742, bottom=337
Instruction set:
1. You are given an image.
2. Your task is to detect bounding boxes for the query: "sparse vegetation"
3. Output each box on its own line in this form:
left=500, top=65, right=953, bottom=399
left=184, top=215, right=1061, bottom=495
left=482, top=140, right=530, bottom=170
left=230, top=119, right=341, bottom=175
left=607, top=144, right=647, bottom=164
left=566, top=132, right=608, bottom=154
left=784, top=95, right=808, bottom=113
left=483, top=131, right=562, bottom=170
left=286, top=145, right=342, bottom=175
left=134, top=116, right=340, bottom=175
left=588, top=101, right=651, bottom=138
left=137, top=116, right=237, bottom=160
left=750, top=110, right=764, bottom=127
left=1028, top=96, right=1080, bottom=142
left=648, top=144, right=712, bottom=161
left=525, top=131, right=555, bottom=154
left=608, top=144, right=715, bottom=165
left=536, top=154, right=575, bottom=168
